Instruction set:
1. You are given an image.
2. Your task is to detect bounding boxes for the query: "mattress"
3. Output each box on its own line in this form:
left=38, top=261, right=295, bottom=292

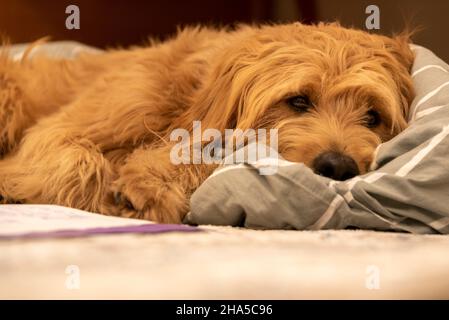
left=1, top=224, right=449, bottom=299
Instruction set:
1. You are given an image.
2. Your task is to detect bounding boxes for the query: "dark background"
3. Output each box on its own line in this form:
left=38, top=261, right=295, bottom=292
left=1, top=0, right=448, bottom=61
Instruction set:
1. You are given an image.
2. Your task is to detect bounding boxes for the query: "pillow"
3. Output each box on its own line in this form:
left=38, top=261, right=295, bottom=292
left=185, top=45, right=449, bottom=234
left=6, top=41, right=101, bottom=60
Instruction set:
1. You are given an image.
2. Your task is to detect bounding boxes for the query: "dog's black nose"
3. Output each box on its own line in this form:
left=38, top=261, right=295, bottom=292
left=312, top=151, right=360, bottom=181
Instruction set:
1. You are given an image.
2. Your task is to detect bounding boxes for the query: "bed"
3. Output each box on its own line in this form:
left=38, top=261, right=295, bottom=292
left=1, top=226, right=449, bottom=299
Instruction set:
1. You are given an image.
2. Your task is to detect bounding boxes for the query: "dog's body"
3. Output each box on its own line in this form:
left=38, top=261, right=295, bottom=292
left=0, top=23, right=414, bottom=223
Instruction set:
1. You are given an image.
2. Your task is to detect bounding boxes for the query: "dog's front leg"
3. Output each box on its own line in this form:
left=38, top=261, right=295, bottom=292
left=0, top=115, right=116, bottom=212
left=112, top=144, right=214, bottom=223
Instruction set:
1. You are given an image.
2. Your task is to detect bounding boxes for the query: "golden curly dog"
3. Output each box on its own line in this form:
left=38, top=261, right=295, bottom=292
left=0, top=22, right=414, bottom=223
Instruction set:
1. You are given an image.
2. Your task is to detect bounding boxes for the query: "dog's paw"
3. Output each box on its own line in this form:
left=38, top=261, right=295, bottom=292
left=111, top=172, right=188, bottom=223
left=0, top=192, right=22, bottom=204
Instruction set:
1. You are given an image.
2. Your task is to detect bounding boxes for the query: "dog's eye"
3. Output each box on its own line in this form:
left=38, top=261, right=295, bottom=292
left=365, top=109, right=381, bottom=128
left=286, top=95, right=312, bottom=112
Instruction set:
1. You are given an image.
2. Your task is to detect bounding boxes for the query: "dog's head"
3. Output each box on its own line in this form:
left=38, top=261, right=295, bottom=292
left=199, top=22, right=415, bottom=180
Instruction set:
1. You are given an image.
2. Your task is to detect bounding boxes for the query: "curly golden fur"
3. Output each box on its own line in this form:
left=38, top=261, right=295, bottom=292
left=0, top=22, right=414, bottom=223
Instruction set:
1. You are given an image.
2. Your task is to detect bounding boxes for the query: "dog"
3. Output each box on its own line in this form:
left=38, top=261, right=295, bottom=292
left=0, top=22, right=414, bottom=223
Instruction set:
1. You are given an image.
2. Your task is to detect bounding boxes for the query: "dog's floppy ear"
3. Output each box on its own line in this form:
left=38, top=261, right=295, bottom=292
left=195, top=64, right=238, bottom=130
left=385, top=31, right=415, bottom=73
left=190, top=42, right=255, bottom=132
left=382, top=32, right=415, bottom=122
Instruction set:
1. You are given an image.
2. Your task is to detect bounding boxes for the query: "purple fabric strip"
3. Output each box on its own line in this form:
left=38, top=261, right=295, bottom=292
left=0, top=223, right=201, bottom=240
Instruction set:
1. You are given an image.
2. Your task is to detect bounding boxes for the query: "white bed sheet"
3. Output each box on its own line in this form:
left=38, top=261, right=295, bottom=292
left=1, top=226, right=448, bottom=299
